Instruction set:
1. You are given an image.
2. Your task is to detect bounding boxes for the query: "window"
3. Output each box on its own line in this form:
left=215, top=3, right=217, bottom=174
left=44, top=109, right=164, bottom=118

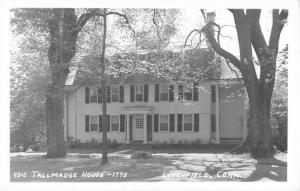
left=160, top=115, right=169, bottom=131
left=136, top=84, right=144, bottom=102
left=90, top=116, right=98, bottom=131
left=111, top=86, right=119, bottom=102
left=90, top=88, right=98, bottom=103
left=111, top=115, right=119, bottom=131
left=178, top=85, right=193, bottom=101
left=184, top=87, right=193, bottom=101
left=184, top=114, right=193, bottom=131
left=160, top=84, right=169, bottom=101
left=136, top=118, right=144, bottom=129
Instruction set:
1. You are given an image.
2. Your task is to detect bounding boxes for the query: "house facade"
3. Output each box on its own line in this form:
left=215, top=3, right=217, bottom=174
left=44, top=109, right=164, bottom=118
left=64, top=72, right=248, bottom=144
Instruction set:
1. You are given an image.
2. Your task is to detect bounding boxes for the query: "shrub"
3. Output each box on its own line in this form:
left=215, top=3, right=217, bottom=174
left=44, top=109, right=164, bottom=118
left=109, top=139, right=119, bottom=149
left=30, top=144, right=41, bottom=151
left=152, top=141, right=161, bottom=149
left=70, top=139, right=81, bottom=148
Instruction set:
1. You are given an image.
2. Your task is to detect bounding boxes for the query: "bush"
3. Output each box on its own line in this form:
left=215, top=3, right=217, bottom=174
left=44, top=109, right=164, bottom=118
left=70, top=139, right=81, bottom=148
left=30, top=144, right=41, bottom=151
left=109, top=139, right=119, bottom=149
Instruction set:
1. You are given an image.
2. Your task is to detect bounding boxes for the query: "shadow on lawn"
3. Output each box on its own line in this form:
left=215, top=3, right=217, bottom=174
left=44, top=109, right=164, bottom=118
left=243, top=157, right=287, bottom=181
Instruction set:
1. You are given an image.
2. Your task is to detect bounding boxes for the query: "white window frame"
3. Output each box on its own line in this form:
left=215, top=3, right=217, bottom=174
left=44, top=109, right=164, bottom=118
left=90, top=115, right=99, bottom=132
left=90, top=87, right=98, bottom=103
left=183, top=114, right=193, bottom=132
left=135, top=84, right=144, bottom=102
left=111, top=115, right=120, bottom=132
left=159, top=114, right=169, bottom=132
left=160, top=83, right=169, bottom=101
left=178, top=84, right=193, bottom=101
left=111, top=85, right=119, bottom=103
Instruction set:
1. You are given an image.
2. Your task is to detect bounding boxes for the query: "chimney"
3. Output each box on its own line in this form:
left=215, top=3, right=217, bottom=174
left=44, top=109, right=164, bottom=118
left=206, top=12, right=216, bottom=23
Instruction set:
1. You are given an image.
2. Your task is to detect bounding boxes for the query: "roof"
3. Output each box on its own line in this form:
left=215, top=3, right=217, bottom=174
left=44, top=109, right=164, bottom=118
left=65, top=48, right=242, bottom=86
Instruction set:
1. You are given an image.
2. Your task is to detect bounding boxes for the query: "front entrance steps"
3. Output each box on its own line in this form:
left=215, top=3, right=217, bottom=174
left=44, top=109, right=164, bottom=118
left=220, top=138, right=243, bottom=144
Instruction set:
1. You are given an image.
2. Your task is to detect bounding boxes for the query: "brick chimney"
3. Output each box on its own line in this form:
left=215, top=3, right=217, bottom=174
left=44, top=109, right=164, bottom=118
left=206, top=12, right=216, bottom=23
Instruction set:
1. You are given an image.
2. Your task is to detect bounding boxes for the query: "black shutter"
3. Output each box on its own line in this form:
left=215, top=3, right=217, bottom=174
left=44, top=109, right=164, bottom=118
left=211, top=85, right=216, bottom=103
left=99, top=115, right=102, bottom=132
left=120, top=115, right=125, bottom=132
left=130, top=85, right=135, bottom=102
left=193, top=83, right=199, bottom=101
left=85, top=115, right=89, bottom=132
left=147, top=114, right=153, bottom=141
left=194, top=113, right=199, bottom=132
left=106, top=115, right=110, bottom=132
left=169, top=114, right=175, bottom=132
left=98, top=88, right=102, bottom=103
left=129, top=115, right=133, bottom=141
left=169, top=84, right=174, bottom=102
left=85, top=87, right=90, bottom=104
left=154, top=114, right=159, bottom=132
left=119, top=85, right=124, bottom=103
left=177, top=114, right=182, bottom=132
left=155, top=84, right=159, bottom=102
left=106, top=86, right=111, bottom=103
left=144, top=84, right=149, bottom=102
left=178, top=85, right=183, bottom=100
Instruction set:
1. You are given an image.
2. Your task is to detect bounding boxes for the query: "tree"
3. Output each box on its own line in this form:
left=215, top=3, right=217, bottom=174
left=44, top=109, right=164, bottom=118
left=11, top=8, right=104, bottom=158
left=186, top=9, right=288, bottom=157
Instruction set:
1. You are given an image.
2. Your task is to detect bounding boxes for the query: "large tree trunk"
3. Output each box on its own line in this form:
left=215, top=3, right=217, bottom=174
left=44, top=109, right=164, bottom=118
left=235, top=82, right=274, bottom=157
left=46, top=9, right=80, bottom=158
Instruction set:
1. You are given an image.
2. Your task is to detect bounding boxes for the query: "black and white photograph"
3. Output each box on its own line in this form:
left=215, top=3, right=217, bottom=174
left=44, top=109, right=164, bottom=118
left=1, top=0, right=300, bottom=190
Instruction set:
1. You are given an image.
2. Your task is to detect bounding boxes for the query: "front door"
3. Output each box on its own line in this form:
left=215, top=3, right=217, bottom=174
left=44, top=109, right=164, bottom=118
left=133, top=114, right=144, bottom=141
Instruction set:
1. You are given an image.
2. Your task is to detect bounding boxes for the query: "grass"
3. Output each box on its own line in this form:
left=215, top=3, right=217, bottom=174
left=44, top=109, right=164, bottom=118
left=10, top=147, right=287, bottom=182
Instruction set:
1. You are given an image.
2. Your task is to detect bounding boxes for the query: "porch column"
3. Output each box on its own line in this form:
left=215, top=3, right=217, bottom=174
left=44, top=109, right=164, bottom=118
left=215, top=84, right=220, bottom=143
left=126, top=114, right=130, bottom=144
left=143, top=113, right=147, bottom=144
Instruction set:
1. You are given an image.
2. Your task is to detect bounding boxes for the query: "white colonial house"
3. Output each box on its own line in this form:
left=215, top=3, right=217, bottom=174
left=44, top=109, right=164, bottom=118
left=63, top=49, right=248, bottom=144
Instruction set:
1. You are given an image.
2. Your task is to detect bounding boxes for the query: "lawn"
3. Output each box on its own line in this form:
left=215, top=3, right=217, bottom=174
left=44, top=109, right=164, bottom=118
left=10, top=147, right=287, bottom=182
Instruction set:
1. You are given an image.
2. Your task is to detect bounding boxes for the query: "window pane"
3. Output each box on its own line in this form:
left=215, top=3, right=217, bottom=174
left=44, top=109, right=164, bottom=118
left=160, top=115, right=168, bottom=131
left=136, top=118, right=144, bottom=128
left=90, top=116, right=98, bottom=124
left=111, top=86, right=119, bottom=102
left=90, top=88, right=98, bottom=103
left=90, top=124, right=98, bottom=131
left=160, top=123, right=168, bottom=131
left=111, top=124, right=119, bottom=131
left=184, top=123, right=192, bottom=131
left=184, top=88, right=193, bottom=100
left=160, top=93, right=168, bottom=101
left=184, top=114, right=192, bottom=131
left=184, top=114, right=193, bottom=123
left=136, top=85, right=143, bottom=101
left=111, top=115, right=119, bottom=131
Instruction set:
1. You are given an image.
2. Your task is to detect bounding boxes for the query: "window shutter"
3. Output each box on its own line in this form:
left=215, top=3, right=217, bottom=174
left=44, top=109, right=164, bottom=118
left=144, top=84, right=149, bottom=102
left=146, top=114, right=153, bottom=141
left=155, top=84, right=159, bottom=102
left=119, top=85, right=124, bottom=103
left=85, top=115, right=89, bottom=132
left=193, top=83, right=199, bottom=101
left=130, top=85, right=135, bottom=102
left=129, top=115, right=133, bottom=141
left=169, top=114, right=175, bottom=132
left=106, top=115, right=110, bottom=132
left=85, top=87, right=90, bottom=104
left=178, top=85, right=184, bottom=100
left=194, top=113, right=199, bottom=132
left=120, top=115, right=125, bottom=132
left=177, top=114, right=182, bottom=132
left=99, top=115, right=102, bottom=132
left=106, top=86, right=111, bottom=103
left=169, top=84, right=174, bottom=102
left=211, top=85, right=216, bottom=103
left=154, top=114, right=159, bottom=132
left=98, top=88, right=102, bottom=103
